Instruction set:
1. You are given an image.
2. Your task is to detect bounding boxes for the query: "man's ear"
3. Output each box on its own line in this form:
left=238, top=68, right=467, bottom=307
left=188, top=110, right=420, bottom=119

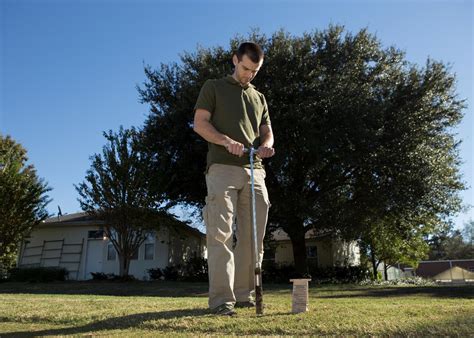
left=232, top=55, right=238, bottom=67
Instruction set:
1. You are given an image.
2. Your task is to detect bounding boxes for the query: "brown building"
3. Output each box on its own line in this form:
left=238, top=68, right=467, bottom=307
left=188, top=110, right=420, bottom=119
left=415, top=260, right=474, bottom=281
left=385, top=259, right=474, bottom=282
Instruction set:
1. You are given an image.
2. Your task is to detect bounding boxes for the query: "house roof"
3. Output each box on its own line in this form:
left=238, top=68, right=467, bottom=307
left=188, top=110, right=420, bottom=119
left=414, top=260, right=474, bottom=278
left=40, top=212, right=205, bottom=238
left=42, top=212, right=105, bottom=226
left=432, top=266, right=474, bottom=280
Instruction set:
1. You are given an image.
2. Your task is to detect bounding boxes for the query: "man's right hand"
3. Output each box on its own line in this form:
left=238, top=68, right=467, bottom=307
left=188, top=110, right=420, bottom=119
left=225, top=139, right=245, bottom=157
left=194, top=109, right=245, bottom=157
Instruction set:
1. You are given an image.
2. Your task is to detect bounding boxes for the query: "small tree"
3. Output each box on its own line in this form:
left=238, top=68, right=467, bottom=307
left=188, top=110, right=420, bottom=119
left=75, top=127, right=176, bottom=277
left=361, top=217, right=431, bottom=280
left=0, top=134, right=51, bottom=276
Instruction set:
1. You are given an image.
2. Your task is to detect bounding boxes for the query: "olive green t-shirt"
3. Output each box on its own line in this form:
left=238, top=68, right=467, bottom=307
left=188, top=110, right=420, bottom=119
left=194, top=75, right=271, bottom=170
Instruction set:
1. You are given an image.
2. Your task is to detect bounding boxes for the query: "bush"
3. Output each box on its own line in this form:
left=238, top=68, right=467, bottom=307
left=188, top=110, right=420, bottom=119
left=359, top=276, right=437, bottom=286
left=115, top=274, right=137, bottom=282
left=91, top=272, right=109, bottom=280
left=1, top=251, right=18, bottom=281
left=309, top=266, right=371, bottom=284
left=147, top=268, right=164, bottom=280
left=147, top=256, right=208, bottom=282
left=90, top=272, right=116, bottom=280
left=262, top=261, right=298, bottom=283
left=8, top=267, right=69, bottom=282
left=90, top=272, right=136, bottom=282
left=180, top=256, right=208, bottom=282
left=262, top=261, right=370, bottom=284
left=162, top=265, right=181, bottom=281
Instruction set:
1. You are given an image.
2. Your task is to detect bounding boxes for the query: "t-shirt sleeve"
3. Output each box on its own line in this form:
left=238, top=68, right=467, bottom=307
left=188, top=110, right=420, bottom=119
left=194, top=79, right=215, bottom=114
left=260, top=94, right=271, bottom=125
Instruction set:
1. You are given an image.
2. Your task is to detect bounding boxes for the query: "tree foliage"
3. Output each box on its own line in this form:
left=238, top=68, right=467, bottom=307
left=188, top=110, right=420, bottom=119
left=0, top=134, right=51, bottom=275
left=75, top=127, right=180, bottom=276
left=428, top=222, right=474, bottom=260
left=138, top=26, right=465, bottom=273
left=462, top=219, right=474, bottom=247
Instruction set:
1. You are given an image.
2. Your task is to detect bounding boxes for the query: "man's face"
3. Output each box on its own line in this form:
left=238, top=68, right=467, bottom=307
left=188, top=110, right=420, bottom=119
left=233, top=54, right=263, bottom=86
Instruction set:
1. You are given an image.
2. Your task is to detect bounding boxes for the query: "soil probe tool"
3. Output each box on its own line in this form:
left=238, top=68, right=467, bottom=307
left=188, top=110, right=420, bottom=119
left=245, top=147, right=264, bottom=315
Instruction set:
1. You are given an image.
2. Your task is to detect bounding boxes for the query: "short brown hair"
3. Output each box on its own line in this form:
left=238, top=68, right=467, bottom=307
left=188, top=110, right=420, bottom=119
left=235, top=42, right=264, bottom=63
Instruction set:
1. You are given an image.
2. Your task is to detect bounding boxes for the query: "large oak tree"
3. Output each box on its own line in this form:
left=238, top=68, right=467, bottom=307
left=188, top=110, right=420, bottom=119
left=138, top=26, right=465, bottom=273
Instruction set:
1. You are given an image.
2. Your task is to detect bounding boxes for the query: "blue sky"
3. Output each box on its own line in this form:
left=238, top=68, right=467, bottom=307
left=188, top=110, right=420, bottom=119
left=1, top=0, right=473, bottom=231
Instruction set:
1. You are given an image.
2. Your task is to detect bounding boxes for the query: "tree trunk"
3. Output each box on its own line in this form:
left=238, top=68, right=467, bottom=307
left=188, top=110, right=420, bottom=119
left=118, top=254, right=130, bottom=277
left=370, top=248, right=378, bottom=280
left=384, top=262, right=388, bottom=281
left=289, top=229, right=308, bottom=275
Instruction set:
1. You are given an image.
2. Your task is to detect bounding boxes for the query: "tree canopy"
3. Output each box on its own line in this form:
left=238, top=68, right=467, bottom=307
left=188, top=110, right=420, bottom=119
left=0, top=134, right=51, bottom=275
left=75, top=127, right=180, bottom=276
left=427, top=221, right=474, bottom=260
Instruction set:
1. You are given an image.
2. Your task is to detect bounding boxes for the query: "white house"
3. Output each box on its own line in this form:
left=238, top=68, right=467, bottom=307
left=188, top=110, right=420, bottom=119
left=17, top=212, right=206, bottom=280
left=267, top=228, right=361, bottom=267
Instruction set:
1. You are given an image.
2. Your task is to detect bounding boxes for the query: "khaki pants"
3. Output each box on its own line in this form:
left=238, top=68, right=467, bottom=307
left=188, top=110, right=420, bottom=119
left=203, top=164, right=270, bottom=309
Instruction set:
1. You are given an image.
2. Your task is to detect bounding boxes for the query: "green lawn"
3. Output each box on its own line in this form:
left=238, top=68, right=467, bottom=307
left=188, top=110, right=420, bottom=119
left=0, top=281, right=473, bottom=336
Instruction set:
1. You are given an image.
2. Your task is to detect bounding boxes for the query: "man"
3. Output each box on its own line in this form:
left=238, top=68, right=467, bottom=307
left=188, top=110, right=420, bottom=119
left=193, top=42, right=275, bottom=316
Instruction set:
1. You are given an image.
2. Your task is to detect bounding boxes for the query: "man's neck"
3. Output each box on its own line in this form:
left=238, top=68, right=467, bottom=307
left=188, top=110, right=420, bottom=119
left=232, top=73, right=249, bottom=88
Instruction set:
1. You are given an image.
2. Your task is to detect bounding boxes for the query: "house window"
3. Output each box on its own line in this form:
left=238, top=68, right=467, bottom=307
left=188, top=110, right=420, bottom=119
left=88, top=230, right=104, bottom=239
left=307, top=245, right=317, bottom=259
left=145, top=243, right=154, bottom=260
left=107, top=244, right=116, bottom=261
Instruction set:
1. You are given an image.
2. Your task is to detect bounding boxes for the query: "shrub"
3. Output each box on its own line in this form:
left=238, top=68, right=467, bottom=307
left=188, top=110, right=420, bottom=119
left=90, top=272, right=124, bottom=281
left=377, top=271, right=383, bottom=281
left=90, top=272, right=109, bottom=280
left=115, top=274, right=136, bottom=282
left=309, top=266, right=371, bottom=284
left=262, top=261, right=298, bottom=283
left=90, top=272, right=136, bottom=282
left=359, top=276, right=437, bottom=286
left=148, top=256, right=208, bottom=282
left=162, top=265, right=181, bottom=281
left=181, top=256, right=208, bottom=282
left=262, top=261, right=370, bottom=284
left=147, top=268, right=164, bottom=280
left=1, top=251, right=18, bottom=281
left=8, top=267, right=69, bottom=282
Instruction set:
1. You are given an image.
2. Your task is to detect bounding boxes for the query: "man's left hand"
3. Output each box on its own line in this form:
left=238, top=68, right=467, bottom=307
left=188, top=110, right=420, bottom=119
left=257, top=145, right=275, bottom=159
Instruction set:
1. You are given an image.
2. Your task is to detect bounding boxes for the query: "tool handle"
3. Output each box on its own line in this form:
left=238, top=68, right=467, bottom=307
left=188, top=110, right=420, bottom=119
left=244, top=146, right=264, bottom=315
left=243, top=147, right=255, bottom=154
left=255, top=282, right=263, bottom=315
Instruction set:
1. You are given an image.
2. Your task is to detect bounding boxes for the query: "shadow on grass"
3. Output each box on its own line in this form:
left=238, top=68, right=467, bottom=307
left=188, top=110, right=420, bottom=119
left=1, top=309, right=295, bottom=337
left=313, top=285, right=474, bottom=299
left=1, top=308, right=212, bottom=337
left=2, top=281, right=473, bottom=299
left=0, top=281, right=209, bottom=298
left=2, top=308, right=473, bottom=336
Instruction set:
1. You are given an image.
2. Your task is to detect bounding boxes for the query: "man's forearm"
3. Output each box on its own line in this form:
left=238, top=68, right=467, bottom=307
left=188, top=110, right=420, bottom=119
left=260, top=127, right=274, bottom=148
left=257, top=124, right=275, bottom=158
left=194, top=116, right=245, bottom=156
left=194, top=119, right=230, bottom=147
left=261, top=134, right=274, bottom=148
